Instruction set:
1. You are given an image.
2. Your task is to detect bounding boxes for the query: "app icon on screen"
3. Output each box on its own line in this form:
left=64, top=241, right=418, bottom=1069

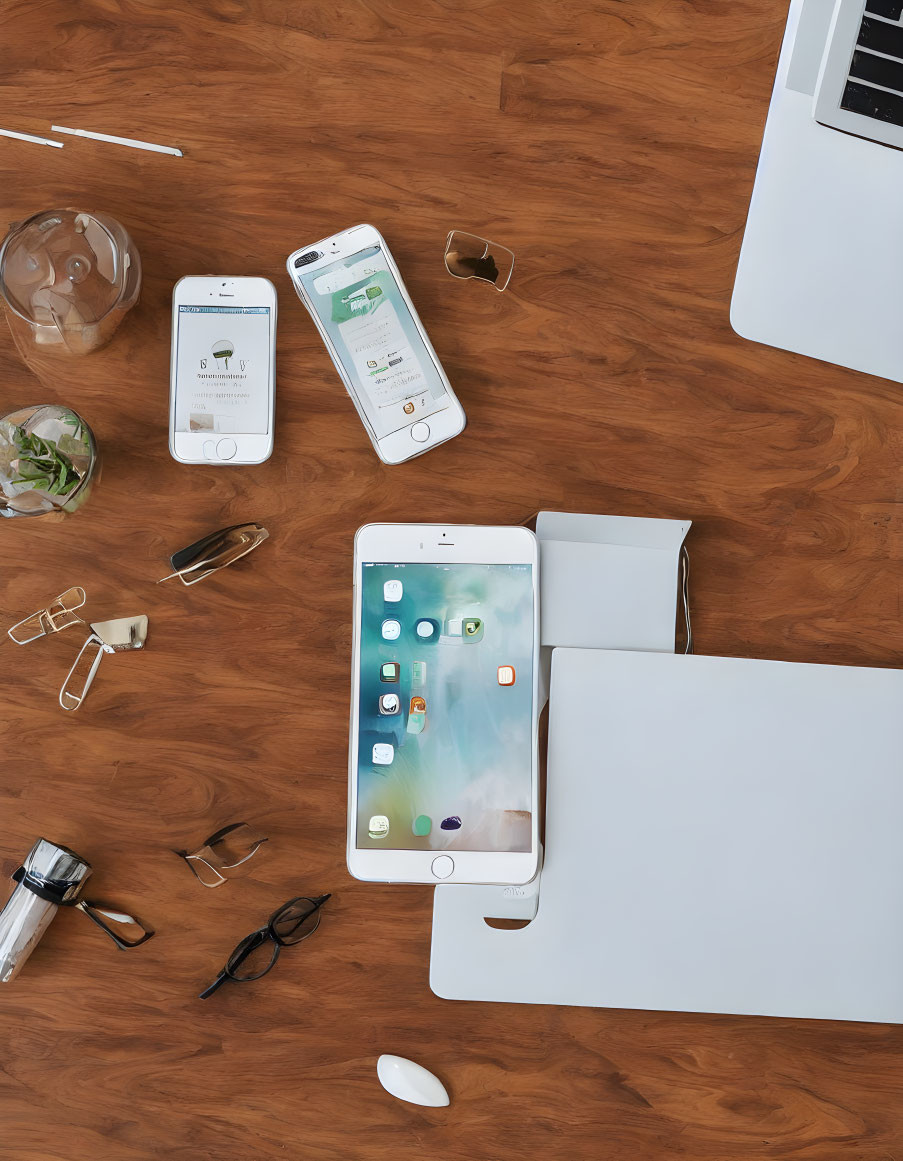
left=372, top=743, right=394, bottom=765
left=463, top=618, right=483, bottom=641
left=380, top=662, right=400, bottom=682
left=212, top=339, right=235, bottom=371
left=381, top=619, right=401, bottom=641
left=410, top=696, right=426, bottom=714
left=412, top=814, right=432, bottom=837
left=383, top=579, right=403, bottom=602
left=406, top=711, right=425, bottom=736
left=447, top=618, right=463, bottom=637
left=497, top=665, right=516, bottom=686
left=412, top=661, right=426, bottom=687
left=379, top=693, right=400, bottom=715
left=369, top=815, right=390, bottom=839
left=415, top=619, right=439, bottom=641
left=440, top=816, right=462, bottom=831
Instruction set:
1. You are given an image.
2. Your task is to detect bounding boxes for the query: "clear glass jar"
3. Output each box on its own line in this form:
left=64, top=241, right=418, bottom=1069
left=0, top=209, right=141, bottom=356
left=0, top=403, right=99, bottom=518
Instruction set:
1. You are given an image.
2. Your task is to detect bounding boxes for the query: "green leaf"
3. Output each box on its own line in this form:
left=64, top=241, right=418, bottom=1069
left=62, top=414, right=83, bottom=442
left=8, top=422, right=83, bottom=499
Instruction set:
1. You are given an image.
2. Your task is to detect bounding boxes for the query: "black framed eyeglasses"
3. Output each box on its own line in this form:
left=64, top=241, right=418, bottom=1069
left=199, top=894, right=330, bottom=999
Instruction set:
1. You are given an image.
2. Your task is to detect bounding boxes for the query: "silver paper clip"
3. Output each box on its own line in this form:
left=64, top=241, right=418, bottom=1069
left=59, top=615, right=149, bottom=712
left=7, top=587, right=87, bottom=645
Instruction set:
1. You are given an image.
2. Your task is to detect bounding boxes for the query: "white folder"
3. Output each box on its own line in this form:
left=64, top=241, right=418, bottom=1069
left=431, top=648, right=903, bottom=1023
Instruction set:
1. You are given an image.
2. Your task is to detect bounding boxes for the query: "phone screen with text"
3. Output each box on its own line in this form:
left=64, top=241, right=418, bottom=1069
left=297, top=246, right=449, bottom=438
left=175, top=305, right=272, bottom=434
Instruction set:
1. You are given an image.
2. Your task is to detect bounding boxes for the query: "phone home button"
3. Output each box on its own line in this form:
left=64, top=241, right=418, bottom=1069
left=410, top=422, right=430, bottom=443
left=216, top=438, right=237, bottom=460
left=431, top=855, right=454, bottom=879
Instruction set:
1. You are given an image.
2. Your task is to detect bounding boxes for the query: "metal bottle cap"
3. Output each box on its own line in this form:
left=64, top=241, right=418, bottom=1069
left=20, top=839, right=92, bottom=904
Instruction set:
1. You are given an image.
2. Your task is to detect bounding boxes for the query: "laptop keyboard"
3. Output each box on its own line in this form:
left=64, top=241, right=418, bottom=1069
left=842, top=4, right=903, bottom=125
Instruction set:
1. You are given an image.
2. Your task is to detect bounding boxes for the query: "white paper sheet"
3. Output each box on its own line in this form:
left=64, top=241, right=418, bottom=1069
left=536, top=511, right=690, bottom=653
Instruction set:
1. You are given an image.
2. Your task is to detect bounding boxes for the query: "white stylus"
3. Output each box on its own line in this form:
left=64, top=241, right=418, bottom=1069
left=0, top=127, right=63, bottom=148
left=51, top=125, right=182, bottom=156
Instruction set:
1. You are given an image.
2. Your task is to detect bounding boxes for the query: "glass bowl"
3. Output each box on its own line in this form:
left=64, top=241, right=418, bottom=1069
left=0, top=404, right=98, bottom=518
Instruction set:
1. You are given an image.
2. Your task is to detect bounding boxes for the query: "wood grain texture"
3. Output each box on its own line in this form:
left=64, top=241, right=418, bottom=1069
left=1, top=1, right=902, bottom=1158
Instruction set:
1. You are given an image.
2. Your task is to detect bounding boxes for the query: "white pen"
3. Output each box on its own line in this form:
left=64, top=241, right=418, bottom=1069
left=50, top=125, right=182, bottom=157
left=0, top=127, right=63, bottom=148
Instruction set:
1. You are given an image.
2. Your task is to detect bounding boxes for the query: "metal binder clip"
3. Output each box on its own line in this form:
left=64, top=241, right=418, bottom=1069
left=157, top=522, right=269, bottom=587
left=7, top=586, right=87, bottom=645
left=59, top=614, right=149, bottom=711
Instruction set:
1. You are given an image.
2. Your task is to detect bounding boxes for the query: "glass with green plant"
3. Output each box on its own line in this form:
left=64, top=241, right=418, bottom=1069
left=0, top=404, right=98, bottom=518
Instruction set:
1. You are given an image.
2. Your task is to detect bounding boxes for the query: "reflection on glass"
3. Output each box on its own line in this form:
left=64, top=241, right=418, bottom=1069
left=444, top=230, right=515, bottom=291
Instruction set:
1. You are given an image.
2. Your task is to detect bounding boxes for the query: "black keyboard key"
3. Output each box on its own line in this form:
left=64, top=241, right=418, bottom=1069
left=858, top=14, right=903, bottom=58
left=849, top=48, right=903, bottom=91
left=842, top=78, right=903, bottom=125
left=865, top=0, right=903, bottom=19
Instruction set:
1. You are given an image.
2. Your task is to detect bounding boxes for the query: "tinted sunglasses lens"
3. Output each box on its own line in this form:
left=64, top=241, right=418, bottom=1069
left=444, top=231, right=514, bottom=290
left=227, top=932, right=278, bottom=981
left=272, top=899, right=321, bottom=945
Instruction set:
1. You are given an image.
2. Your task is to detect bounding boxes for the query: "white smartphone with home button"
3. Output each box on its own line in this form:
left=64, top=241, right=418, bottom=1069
left=169, top=275, right=277, bottom=465
left=286, top=224, right=466, bottom=465
left=348, top=523, right=540, bottom=886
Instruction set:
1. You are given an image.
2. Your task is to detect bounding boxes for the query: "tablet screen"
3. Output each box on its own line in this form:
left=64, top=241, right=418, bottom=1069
left=356, top=561, right=535, bottom=853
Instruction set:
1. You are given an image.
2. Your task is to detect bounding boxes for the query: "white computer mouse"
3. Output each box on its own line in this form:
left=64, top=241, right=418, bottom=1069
left=376, top=1054, right=450, bottom=1107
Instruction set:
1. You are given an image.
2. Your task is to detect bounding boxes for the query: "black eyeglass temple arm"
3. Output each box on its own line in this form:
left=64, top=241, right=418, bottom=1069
left=74, top=900, right=155, bottom=949
left=198, top=971, right=230, bottom=1000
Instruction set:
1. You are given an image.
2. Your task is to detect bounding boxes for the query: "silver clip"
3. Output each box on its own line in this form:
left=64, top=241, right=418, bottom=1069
left=7, top=586, right=86, bottom=645
left=59, top=615, right=148, bottom=712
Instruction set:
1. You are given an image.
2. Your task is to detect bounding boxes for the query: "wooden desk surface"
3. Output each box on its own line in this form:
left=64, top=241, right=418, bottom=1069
left=2, top=2, right=902, bottom=1158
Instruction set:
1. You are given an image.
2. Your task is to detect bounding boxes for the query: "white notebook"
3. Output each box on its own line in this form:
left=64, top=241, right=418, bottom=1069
left=431, top=648, right=903, bottom=1023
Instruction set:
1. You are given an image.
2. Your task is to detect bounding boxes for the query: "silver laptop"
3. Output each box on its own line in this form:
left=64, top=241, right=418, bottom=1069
left=732, top=0, right=903, bottom=383
left=815, top=0, right=903, bottom=146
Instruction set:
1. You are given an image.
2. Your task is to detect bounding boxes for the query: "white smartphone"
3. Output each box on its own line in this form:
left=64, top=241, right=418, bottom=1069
left=348, top=523, right=541, bottom=886
left=286, top=224, right=466, bottom=465
left=169, top=276, right=277, bottom=465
